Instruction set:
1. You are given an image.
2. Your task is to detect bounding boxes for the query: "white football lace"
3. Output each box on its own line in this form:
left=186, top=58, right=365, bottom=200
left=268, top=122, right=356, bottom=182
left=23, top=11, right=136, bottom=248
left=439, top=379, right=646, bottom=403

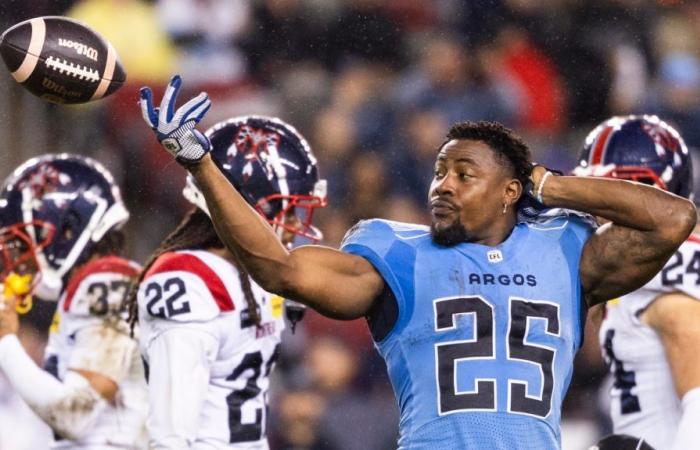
left=45, top=56, right=99, bottom=82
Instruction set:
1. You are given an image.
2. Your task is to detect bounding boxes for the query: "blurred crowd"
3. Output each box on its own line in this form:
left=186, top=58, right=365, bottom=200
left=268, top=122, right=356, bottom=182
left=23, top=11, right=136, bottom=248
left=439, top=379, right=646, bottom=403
left=2, top=0, right=700, bottom=449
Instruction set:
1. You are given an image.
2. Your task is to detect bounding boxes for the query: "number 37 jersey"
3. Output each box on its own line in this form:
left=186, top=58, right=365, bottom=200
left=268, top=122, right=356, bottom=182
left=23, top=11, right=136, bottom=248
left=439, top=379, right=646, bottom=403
left=341, top=214, right=594, bottom=450
left=137, top=250, right=284, bottom=449
left=599, top=235, right=700, bottom=450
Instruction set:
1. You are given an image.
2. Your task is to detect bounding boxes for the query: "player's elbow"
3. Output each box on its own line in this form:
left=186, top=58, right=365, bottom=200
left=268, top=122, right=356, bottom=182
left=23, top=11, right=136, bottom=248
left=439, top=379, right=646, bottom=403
left=661, top=198, right=697, bottom=245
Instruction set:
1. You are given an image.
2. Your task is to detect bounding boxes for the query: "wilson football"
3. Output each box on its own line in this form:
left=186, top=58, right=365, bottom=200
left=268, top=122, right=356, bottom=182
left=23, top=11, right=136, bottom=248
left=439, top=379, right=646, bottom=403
left=0, top=16, right=126, bottom=104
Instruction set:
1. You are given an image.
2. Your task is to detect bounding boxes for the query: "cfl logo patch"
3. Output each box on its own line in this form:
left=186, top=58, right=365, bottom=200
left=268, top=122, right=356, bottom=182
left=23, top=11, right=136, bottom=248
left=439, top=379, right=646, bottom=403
left=487, top=250, right=503, bottom=263
left=162, top=138, right=181, bottom=153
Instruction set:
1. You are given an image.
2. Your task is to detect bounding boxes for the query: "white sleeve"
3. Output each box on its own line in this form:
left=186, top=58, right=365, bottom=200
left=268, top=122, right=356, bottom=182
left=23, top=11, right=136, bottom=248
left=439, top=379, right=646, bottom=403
left=0, top=334, right=106, bottom=441
left=68, top=323, right=137, bottom=384
left=145, top=325, right=219, bottom=449
left=671, top=386, right=700, bottom=450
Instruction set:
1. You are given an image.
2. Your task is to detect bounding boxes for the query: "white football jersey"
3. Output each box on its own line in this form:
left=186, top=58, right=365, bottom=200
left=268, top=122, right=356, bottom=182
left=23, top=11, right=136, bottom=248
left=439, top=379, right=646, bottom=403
left=44, top=256, right=148, bottom=449
left=600, top=234, right=700, bottom=450
left=137, top=250, right=285, bottom=449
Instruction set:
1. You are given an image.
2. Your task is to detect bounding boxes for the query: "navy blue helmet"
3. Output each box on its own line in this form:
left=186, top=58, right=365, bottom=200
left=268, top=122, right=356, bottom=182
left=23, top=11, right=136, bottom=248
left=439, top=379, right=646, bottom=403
left=184, top=115, right=327, bottom=241
left=574, top=115, right=692, bottom=199
left=0, top=154, right=129, bottom=300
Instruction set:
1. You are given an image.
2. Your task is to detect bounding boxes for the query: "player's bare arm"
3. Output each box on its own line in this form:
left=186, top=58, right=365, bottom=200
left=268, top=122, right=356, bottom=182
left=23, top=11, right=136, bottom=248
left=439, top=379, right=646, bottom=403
left=642, top=291, right=700, bottom=450
left=533, top=165, right=697, bottom=305
left=641, top=292, right=700, bottom=398
left=189, top=156, right=384, bottom=319
left=139, top=76, right=384, bottom=319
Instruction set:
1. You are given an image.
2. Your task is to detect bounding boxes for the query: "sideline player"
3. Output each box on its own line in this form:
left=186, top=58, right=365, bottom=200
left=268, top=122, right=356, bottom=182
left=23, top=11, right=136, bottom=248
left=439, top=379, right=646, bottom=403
left=574, top=115, right=700, bottom=450
left=129, top=115, right=327, bottom=448
left=138, top=76, right=696, bottom=449
left=0, top=154, right=147, bottom=448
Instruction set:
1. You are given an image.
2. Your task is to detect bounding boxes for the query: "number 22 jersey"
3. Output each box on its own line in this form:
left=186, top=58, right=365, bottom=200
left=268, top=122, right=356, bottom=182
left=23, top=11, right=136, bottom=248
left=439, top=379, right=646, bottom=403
left=341, top=213, right=595, bottom=450
left=599, top=234, right=700, bottom=450
left=137, top=250, right=284, bottom=449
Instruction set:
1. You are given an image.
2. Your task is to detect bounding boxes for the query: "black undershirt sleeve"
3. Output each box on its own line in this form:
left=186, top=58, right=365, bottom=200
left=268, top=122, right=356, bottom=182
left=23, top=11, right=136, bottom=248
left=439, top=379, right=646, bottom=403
left=365, top=283, right=399, bottom=342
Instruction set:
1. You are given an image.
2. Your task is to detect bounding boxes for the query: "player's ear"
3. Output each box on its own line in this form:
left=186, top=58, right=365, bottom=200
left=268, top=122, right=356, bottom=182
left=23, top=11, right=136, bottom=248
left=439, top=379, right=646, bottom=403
left=503, top=178, right=522, bottom=207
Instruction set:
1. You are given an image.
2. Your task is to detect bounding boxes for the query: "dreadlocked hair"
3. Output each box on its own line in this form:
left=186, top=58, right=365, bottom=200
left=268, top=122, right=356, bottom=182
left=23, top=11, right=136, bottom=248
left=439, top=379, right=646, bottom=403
left=127, top=207, right=262, bottom=333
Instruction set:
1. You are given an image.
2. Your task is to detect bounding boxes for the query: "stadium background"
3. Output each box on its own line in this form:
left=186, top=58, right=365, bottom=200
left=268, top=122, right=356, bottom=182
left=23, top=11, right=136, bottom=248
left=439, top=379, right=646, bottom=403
left=1, top=0, right=700, bottom=448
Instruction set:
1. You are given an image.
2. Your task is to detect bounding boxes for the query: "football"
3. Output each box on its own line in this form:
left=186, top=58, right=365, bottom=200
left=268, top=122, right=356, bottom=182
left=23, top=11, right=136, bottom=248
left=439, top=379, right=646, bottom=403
left=0, top=16, right=126, bottom=104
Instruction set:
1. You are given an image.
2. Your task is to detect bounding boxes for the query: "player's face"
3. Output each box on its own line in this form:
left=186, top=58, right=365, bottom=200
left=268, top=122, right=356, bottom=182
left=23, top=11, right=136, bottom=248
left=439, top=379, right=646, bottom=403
left=429, top=139, right=513, bottom=245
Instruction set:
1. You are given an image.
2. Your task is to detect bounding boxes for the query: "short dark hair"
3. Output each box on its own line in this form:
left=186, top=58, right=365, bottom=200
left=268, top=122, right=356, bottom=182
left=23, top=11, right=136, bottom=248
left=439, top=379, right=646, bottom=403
left=439, top=121, right=532, bottom=188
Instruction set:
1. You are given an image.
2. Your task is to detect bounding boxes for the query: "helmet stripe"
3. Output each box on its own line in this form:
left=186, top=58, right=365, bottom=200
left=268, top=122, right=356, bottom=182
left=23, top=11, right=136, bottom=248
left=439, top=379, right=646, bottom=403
left=590, top=125, right=614, bottom=165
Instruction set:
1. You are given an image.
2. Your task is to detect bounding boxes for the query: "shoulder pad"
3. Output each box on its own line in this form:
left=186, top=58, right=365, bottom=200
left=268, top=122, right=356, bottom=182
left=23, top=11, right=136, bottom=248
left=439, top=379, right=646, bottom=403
left=521, top=207, right=598, bottom=229
left=522, top=208, right=597, bottom=244
left=139, top=252, right=234, bottom=322
left=62, top=256, right=140, bottom=316
left=341, top=219, right=428, bottom=254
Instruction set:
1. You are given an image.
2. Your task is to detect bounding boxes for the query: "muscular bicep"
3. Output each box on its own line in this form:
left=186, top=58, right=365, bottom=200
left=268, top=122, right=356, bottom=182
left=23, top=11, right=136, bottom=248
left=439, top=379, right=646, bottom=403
left=642, top=293, right=700, bottom=397
left=580, top=222, right=679, bottom=306
left=281, top=246, right=385, bottom=320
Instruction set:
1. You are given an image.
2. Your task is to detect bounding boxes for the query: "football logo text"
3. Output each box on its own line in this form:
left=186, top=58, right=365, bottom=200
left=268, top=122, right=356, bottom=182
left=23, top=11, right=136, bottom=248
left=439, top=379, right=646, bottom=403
left=57, top=38, right=98, bottom=61
left=41, top=77, right=82, bottom=99
left=487, top=250, right=503, bottom=263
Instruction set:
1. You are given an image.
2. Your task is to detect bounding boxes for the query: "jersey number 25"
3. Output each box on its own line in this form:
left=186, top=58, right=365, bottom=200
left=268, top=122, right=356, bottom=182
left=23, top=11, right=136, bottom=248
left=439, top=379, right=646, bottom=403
left=434, top=296, right=559, bottom=418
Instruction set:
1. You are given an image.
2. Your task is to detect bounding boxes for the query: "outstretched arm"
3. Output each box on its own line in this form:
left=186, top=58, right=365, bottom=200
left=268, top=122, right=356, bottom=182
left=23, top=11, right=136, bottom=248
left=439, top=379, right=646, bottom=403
left=535, top=167, right=696, bottom=305
left=189, top=156, right=384, bottom=319
left=138, top=75, right=384, bottom=319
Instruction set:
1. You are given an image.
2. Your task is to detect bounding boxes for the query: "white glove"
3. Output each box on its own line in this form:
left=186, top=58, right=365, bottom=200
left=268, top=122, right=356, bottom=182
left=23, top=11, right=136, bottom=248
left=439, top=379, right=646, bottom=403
left=139, top=75, right=212, bottom=165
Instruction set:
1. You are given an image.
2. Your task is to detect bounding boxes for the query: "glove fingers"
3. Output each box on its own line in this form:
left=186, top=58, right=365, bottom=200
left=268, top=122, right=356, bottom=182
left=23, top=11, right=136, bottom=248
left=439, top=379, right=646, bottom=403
left=176, top=92, right=210, bottom=124
left=159, top=75, right=182, bottom=124
left=185, top=96, right=211, bottom=124
left=138, top=87, right=158, bottom=128
left=194, top=100, right=212, bottom=123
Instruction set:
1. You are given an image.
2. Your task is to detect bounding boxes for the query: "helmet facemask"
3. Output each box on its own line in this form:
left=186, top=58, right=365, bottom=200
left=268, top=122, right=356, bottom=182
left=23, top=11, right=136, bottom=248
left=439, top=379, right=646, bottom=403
left=575, top=164, right=668, bottom=190
left=260, top=181, right=328, bottom=244
left=0, top=220, right=55, bottom=297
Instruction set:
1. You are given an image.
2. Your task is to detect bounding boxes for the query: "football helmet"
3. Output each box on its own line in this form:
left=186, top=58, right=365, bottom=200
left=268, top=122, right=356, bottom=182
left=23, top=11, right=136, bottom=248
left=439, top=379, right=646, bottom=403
left=184, top=115, right=327, bottom=241
left=0, top=154, right=129, bottom=301
left=574, top=115, right=692, bottom=199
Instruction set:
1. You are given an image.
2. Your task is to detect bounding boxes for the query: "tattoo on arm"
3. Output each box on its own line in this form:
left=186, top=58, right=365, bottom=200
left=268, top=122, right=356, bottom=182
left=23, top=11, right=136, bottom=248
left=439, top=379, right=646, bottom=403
left=581, top=223, right=675, bottom=305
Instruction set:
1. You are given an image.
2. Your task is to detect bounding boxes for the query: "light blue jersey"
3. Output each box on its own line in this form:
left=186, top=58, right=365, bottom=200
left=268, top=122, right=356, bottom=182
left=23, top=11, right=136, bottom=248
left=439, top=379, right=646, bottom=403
left=341, top=211, right=595, bottom=450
